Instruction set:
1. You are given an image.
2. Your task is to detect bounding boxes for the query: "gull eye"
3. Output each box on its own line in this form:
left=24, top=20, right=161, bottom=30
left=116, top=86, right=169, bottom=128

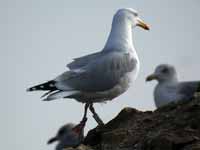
left=161, top=68, right=169, bottom=74
left=58, top=128, right=66, bottom=135
left=134, top=13, right=138, bottom=17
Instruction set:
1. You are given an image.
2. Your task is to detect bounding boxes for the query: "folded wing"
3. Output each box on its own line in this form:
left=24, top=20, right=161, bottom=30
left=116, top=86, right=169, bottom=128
left=177, top=81, right=200, bottom=100
left=57, top=51, right=137, bottom=92
left=67, top=52, right=101, bottom=70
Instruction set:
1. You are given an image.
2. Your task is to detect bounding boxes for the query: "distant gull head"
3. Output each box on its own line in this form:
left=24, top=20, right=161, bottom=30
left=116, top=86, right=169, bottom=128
left=146, top=64, right=178, bottom=83
left=47, top=120, right=86, bottom=150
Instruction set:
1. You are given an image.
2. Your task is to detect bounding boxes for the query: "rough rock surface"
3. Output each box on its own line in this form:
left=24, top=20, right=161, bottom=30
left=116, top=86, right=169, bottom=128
left=74, top=98, right=200, bottom=150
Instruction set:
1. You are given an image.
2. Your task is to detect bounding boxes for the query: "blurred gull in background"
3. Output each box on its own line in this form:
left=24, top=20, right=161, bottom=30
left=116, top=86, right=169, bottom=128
left=146, top=64, right=200, bottom=108
left=47, top=118, right=87, bottom=150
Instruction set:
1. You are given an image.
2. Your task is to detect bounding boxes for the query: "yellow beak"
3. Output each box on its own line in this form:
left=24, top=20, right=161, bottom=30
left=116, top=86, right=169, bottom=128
left=146, top=74, right=157, bottom=82
left=137, top=18, right=150, bottom=30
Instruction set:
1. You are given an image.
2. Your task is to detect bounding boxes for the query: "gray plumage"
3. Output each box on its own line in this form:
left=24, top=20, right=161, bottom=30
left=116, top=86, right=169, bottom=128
left=27, top=8, right=149, bottom=124
left=146, top=64, right=200, bottom=108
left=56, top=51, right=137, bottom=93
left=67, top=52, right=101, bottom=70
left=27, top=8, right=150, bottom=102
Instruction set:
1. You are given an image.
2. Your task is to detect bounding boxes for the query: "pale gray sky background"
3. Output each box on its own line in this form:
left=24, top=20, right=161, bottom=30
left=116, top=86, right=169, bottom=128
left=1, top=0, right=200, bottom=150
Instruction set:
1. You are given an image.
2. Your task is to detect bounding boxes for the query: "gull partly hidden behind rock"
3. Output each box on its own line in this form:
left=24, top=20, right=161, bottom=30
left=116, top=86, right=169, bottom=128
left=47, top=119, right=87, bottom=150
left=27, top=8, right=150, bottom=125
left=146, top=64, right=200, bottom=108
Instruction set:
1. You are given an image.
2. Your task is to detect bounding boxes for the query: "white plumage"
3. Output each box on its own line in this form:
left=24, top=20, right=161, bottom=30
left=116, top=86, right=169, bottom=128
left=146, top=64, right=200, bottom=108
left=27, top=8, right=149, bottom=125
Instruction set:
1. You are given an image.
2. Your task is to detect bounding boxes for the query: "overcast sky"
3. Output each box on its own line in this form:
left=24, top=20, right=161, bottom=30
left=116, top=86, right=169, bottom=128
left=1, top=0, right=200, bottom=150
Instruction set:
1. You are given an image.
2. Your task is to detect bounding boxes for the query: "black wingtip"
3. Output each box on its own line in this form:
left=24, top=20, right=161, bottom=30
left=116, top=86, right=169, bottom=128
left=42, top=98, right=52, bottom=101
left=26, top=81, right=57, bottom=92
left=26, top=87, right=33, bottom=92
left=26, top=86, right=38, bottom=92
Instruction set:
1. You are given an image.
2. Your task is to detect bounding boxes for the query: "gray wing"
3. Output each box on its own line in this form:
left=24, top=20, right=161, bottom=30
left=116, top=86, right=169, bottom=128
left=57, top=51, right=137, bottom=92
left=177, top=81, right=200, bottom=99
left=67, top=52, right=101, bottom=70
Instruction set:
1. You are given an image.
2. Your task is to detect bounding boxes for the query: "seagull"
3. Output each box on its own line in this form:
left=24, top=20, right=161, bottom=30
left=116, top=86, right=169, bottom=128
left=47, top=119, right=87, bottom=150
left=27, top=8, right=150, bottom=125
left=146, top=64, right=200, bottom=108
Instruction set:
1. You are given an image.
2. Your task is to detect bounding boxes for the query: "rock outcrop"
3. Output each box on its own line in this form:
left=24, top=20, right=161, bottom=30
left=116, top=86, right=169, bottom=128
left=66, top=98, right=200, bottom=150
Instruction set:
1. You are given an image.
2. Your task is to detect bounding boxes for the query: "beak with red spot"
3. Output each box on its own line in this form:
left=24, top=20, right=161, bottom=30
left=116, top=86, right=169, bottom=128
left=136, top=18, right=150, bottom=30
left=72, top=118, right=87, bottom=135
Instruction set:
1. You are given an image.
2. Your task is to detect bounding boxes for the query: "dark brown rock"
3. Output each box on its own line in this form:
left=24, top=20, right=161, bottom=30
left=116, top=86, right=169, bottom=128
left=75, top=98, right=200, bottom=150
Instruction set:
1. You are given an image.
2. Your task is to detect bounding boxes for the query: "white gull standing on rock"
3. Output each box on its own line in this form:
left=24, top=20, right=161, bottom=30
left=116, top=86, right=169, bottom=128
left=146, top=64, right=200, bottom=108
left=27, top=8, right=150, bottom=125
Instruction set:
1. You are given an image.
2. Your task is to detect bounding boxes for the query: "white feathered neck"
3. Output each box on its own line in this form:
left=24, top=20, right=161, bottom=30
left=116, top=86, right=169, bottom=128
left=103, top=14, right=134, bottom=52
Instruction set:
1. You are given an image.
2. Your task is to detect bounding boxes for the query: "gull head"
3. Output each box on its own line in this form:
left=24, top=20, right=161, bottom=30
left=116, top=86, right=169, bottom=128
left=47, top=123, right=84, bottom=146
left=146, top=64, right=178, bottom=83
left=114, top=8, right=150, bottom=30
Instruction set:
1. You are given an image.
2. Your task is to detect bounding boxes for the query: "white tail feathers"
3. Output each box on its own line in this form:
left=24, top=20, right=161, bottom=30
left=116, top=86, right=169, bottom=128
left=43, top=91, right=79, bottom=101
